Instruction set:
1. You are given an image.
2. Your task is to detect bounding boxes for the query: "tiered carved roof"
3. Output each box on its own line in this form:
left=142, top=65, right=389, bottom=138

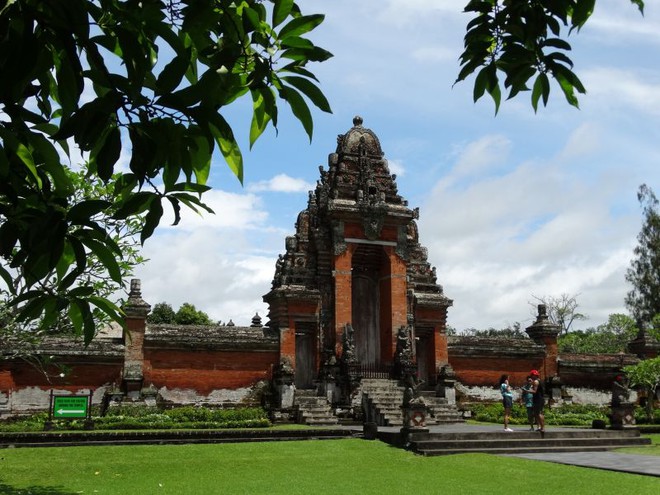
left=269, top=117, right=448, bottom=300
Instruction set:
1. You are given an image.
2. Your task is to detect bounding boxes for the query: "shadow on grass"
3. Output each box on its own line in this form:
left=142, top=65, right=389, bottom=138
left=0, top=482, right=79, bottom=495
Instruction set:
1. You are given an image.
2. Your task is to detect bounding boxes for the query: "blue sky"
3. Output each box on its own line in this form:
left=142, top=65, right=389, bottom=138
left=136, top=0, right=660, bottom=331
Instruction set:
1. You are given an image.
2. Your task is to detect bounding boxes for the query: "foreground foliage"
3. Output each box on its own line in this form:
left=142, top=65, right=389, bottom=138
left=0, top=0, right=331, bottom=342
left=1, top=439, right=658, bottom=494
left=458, top=0, right=645, bottom=112
left=0, top=405, right=269, bottom=432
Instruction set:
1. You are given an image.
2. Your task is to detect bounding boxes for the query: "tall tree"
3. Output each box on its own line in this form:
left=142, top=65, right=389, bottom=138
left=531, top=293, right=586, bottom=335
left=625, top=184, right=660, bottom=327
left=147, top=302, right=177, bottom=324
left=457, top=0, right=645, bottom=112
left=174, top=302, right=212, bottom=325
left=0, top=1, right=331, bottom=343
left=558, top=313, right=638, bottom=354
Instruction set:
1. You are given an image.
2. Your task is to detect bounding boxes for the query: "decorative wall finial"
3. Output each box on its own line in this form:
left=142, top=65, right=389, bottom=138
left=353, top=115, right=363, bottom=127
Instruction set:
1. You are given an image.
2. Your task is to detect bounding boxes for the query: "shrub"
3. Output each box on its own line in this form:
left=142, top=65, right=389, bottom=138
left=470, top=402, right=609, bottom=426
left=0, top=406, right=271, bottom=432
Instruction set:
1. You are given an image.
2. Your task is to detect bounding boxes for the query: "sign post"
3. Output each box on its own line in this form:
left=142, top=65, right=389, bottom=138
left=53, top=396, right=88, bottom=418
left=45, top=391, right=94, bottom=430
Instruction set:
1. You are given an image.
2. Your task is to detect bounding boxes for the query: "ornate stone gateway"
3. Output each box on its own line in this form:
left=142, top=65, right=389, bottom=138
left=264, top=117, right=452, bottom=399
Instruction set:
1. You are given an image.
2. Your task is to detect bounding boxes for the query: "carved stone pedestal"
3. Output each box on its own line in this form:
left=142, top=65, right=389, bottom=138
left=436, top=364, right=457, bottom=405
left=403, top=403, right=429, bottom=428
left=400, top=404, right=429, bottom=448
left=610, top=402, right=636, bottom=429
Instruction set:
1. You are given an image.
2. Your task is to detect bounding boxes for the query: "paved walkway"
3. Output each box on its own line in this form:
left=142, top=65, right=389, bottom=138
left=370, top=423, right=660, bottom=478
left=506, top=451, right=660, bottom=477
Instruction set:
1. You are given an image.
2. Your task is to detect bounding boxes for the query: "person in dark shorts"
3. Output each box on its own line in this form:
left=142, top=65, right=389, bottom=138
left=499, top=374, right=514, bottom=432
left=529, top=369, right=545, bottom=433
left=521, top=375, right=535, bottom=430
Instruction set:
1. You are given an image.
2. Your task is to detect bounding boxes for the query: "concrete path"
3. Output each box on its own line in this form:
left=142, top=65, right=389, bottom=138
left=369, top=423, right=660, bottom=477
left=506, top=451, right=660, bottom=478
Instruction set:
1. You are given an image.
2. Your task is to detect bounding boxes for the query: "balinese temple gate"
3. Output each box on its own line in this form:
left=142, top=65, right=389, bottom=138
left=264, top=117, right=453, bottom=416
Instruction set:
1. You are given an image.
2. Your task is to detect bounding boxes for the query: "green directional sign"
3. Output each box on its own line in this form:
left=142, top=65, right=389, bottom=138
left=53, top=396, right=89, bottom=419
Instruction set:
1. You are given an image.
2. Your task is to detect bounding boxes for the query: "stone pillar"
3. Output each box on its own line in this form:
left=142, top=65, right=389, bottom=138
left=436, top=364, right=457, bottom=404
left=122, top=279, right=151, bottom=398
left=273, top=358, right=295, bottom=410
left=525, top=304, right=560, bottom=378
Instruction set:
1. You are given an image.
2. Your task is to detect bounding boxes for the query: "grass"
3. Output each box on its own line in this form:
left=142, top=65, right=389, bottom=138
left=0, top=439, right=659, bottom=495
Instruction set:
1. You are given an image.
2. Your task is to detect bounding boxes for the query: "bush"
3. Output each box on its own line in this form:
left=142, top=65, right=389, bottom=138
left=470, top=402, right=609, bottom=426
left=0, top=406, right=271, bottom=432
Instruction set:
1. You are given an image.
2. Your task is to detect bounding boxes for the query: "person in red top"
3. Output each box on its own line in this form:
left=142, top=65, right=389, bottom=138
left=529, top=369, right=545, bottom=433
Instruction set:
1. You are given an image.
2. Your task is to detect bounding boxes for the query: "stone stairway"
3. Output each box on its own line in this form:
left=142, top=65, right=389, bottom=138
left=422, top=395, right=464, bottom=425
left=294, top=390, right=339, bottom=426
left=361, top=378, right=405, bottom=427
left=361, top=379, right=463, bottom=427
left=406, top=428, right=652, bottom=456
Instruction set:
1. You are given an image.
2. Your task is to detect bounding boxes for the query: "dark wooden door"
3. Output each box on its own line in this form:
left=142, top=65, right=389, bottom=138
left=295, top=329, right=315, bottom=389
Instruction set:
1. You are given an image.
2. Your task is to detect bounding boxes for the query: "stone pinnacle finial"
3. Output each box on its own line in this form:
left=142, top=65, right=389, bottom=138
left=353, top=115, right=363, bottom=127
left=123, top=278, right=151, bottom=318
left=251, top=312, right=263, bottom=328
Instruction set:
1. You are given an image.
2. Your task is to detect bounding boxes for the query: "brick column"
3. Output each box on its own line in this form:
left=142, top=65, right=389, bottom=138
left=525, top=304, right=560, bottom=378
left=385, top=248, right=408, bottom=358
left=333, top=247, right=353, bottom=357
left=122, top=279, right=151, bottom=397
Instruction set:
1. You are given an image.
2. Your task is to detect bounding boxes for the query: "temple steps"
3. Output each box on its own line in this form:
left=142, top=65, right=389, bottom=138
left=294, top=391, right=339, bottom=426
left=401, top=429, right=651, bottom=456
left=361, top=379, right=463, bottom=427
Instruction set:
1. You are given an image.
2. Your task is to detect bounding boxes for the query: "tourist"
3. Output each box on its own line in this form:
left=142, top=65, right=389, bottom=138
left=529, top=369, right=545, bottom=433
left=521, top=375, right=535, bottom=431
left=499, top=374, right=514, bottom=432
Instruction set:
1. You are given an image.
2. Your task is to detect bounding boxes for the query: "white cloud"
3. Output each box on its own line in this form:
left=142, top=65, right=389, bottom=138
left=159, top=189, right=268, bottom=231
left=419, top=130, right=639, bottom=331
left=247, top=174, right=315, bottom=193
left=583, top=67, right=660, bottom=117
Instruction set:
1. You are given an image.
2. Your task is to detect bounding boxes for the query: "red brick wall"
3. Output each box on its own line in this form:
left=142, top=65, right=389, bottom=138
left=144, top=349, right=278, bottom=394
left=449, top=356, right=546, bottom=388
left=6, top=361, right=122, bottom=390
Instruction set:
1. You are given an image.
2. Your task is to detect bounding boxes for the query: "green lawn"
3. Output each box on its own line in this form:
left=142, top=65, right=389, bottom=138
left=0, top=439, right=658, bottom=495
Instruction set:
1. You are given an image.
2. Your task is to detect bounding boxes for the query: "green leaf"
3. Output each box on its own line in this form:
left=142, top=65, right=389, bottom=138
left=531, top=73, right=550, bottom=112
left=250, top=88, right=273, bottom=148
left=0, top=265, right=15, bottom=294
left=141, top=196, right=164, bottom=244
left=156, top=51, right=190, bottom=95
left=279, top=85, right=313, bottom=142
left=206, top=114, right=244, bottom=184
left=68, top=301, right=84, bottom=336
left=166, top=196, right=182, bottom=226
left=79, top=237, right=123, bottom=283
left=88, top=295, right=125, bottom=326
left=278, top=14, right=324, bottom=40
left=113, top=191, right=156, bottom=219
left=542, top=38, right=572, bottom=51
left=96, top=126, right=121, bottom=182
left=16, top=143, right=42, bottom=188
left=572, top=0, right=596, bottom=29
left=273, top=0, right=294, bottom=27
left=473, top=66, right=489, bottom=102
left=281, top=76, right=331, bottom=113
left=68, top=200, right=112, bottom=224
